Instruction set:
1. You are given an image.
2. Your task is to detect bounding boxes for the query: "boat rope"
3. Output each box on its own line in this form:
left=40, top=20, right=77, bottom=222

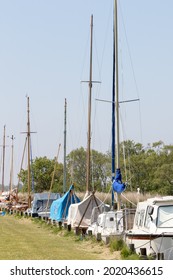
left=118, top=111, right=128, bottom=182
left=121, top=192, right=137, bottom=207
left=46, top=143, right=61, bottom=211
left=30, top=138, right=34, bottom=192
left=120, top=2, right=143, bottom=143
left=90, top=185, right=113, bottom=218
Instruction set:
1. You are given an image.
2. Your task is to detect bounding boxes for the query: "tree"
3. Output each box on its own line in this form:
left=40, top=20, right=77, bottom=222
left=18, top=140, right=173, bottom=196
left=66, top=147, right=111, bottom=192
left=18, top=156, right=64, bottom=193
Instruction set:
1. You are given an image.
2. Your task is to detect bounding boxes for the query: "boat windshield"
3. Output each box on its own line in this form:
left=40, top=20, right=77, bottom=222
left=157, top=205, right=173, bottom=227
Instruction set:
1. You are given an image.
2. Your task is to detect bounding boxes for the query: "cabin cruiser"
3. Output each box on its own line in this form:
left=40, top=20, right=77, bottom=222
left=125, top=196, right=173, bottom=260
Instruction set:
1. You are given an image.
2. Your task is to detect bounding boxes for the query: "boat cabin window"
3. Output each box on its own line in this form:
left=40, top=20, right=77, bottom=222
left=135, top=209, right=145, bottom=227
left=144, top=206, right=153, bottom=228
left=157, top=205, right=173, bottom=227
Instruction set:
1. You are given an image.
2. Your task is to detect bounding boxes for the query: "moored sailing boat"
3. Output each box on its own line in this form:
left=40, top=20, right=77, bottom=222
left=87, top=0, right=136, bottom=241
left=67, top=15, right=107, bottom=232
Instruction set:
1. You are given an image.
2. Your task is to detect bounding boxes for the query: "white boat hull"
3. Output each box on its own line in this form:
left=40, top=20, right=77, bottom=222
left=125, top=196, right=173, bottom=260
left=126, top=231, right=173, bottom=259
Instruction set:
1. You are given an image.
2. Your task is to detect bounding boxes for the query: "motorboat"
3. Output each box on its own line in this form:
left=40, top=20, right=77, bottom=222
left=125, top=196, right=173, bottom=260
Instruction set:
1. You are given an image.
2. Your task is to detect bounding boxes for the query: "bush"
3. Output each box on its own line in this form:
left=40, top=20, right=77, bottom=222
left=109, top=238, right=124, bottom=252
left=121, top=245, right=140, bottom=260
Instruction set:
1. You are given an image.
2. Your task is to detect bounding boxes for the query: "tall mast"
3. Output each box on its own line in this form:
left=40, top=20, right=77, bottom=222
left=63, top=98, right=67, bottom=193
left=112, top=8, right=116, bottom=206
left=1, top=125, right=6, bottom=193
left=112, top=1, right=139, bottom=209
left=114, top=0, right=120, bottom=168
left=21, top=96, right=36, bottom=207
left=17, top=136, right=27, bottom=202
left=86, top=14, right=93, bottom=194
left=27, top=96, right=31, bottom=208
left=9, top=135, right=15, bottom=192
left=114, top=0, right=121, bottom=210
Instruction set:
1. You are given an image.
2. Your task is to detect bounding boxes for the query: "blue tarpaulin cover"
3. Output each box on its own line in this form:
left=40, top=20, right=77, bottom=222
left=112, top=168, right=126, bottom=193
left=50, top=185, right=80, bottom=221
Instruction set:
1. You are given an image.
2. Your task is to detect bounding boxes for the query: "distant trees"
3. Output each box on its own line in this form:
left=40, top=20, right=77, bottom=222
left=121, top=140, right=173, bottom=195
left=66, top=147, right=111, bottom=192
left=18, top=156, right=64, bottom=193
left=18, top=141, right=173, bottom=195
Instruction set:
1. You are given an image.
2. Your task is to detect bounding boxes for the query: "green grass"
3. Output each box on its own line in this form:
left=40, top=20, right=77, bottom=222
left=109, top=237, right=141, bottom=260
left=0, top=214, right=113, bottom=260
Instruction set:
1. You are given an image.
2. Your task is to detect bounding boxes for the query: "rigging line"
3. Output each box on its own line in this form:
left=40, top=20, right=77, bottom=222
left=126, top=149, right=133, bottom=192
left=67, top=115, right=79, bottom=152
left=119, top=110, right=128, bottom=182
left=98, top=1, right=113, bottom=80
left=138, top=102, right=143, bottom=144
left=78, top=26, right=90, bottom=148
left=119, top=110, right=133, bottom=189
left=91, top=185, right=114, bottom=213
left=121, top=193, right=137, bottom=207
left=119, top=2, right=143, bottom=144
left=92, top=90, right=104, bottom=153
left=80, top=83, right=88, bottom=132
left=119, top=2, right=140, bottom=99
left=46, top=143, right=61, bottom=212
left=93, top=29, right=102, bottom=84
left=119, top=105, right=135, bottom=189
left=73, top=87, right=87, bottom=151
left=80, top=28, right=90, bottom=82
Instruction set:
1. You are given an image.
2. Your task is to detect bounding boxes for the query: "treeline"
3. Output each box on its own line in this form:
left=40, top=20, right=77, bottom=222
left=18, top=140, right=173, bottom=195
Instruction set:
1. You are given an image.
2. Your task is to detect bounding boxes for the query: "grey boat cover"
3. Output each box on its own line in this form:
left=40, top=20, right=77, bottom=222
left=67, top=192, right=104, bottom=228
left=31, top=192, right=60, bottom=214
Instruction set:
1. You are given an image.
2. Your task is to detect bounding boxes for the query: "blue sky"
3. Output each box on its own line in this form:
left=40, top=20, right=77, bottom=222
left=0, top=0, right=173, bottom=185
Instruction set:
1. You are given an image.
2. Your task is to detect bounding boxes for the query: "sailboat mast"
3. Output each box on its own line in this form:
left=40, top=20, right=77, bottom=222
left=63, top=98, right=67, bottom=193
left=114, top=0, right=121, bottom=210
left=16, top=136, right=27, bottom=202
left=114, top=0, right=120, bottom=168
left=1, top=125, right=6, bottom=193
left=86, top=14, right=93, bottom=194
left=27, top=96, right=31, bottom=208
left=112, top=9, right=116, bottom=207
left=9, top=135, right=14, bottom=192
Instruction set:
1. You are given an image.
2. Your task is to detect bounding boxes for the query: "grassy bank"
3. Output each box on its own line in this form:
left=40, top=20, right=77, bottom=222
left=0, top=214, right=120, bottom=260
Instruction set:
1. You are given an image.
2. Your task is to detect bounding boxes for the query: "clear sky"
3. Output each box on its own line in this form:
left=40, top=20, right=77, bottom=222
left=0, top=0, right=173, bottom=185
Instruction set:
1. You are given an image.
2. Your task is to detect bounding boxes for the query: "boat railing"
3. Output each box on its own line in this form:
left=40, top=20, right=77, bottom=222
left=121, top=208, right=136, bottom=231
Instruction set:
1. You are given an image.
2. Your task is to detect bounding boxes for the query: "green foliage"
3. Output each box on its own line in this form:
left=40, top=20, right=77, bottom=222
left=18, top=156, right=65, bottom=193
left=120, top=245, right=131, bottom=258
left=67, top=147, right=111, bottom=192
left=120, top=245, right=140, bottom=259
left=109, top=237, right=140, bottom=260
left=109, top=237, right=124, bottom=252
left=18, top=140, right=173, bottom=195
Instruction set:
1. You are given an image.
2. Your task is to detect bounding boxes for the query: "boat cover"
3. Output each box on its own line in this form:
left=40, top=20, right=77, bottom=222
left=31, top=192, right=60, bottom=214
left=112, top=168, right=126, bottom=193
left=50, top=185, right=80, bottom=221
left=67, top=192, right=104, bottom=228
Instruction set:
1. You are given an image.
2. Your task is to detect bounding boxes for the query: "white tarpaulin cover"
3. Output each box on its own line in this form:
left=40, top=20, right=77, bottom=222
left=67, top=193, right=103, bottom=228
